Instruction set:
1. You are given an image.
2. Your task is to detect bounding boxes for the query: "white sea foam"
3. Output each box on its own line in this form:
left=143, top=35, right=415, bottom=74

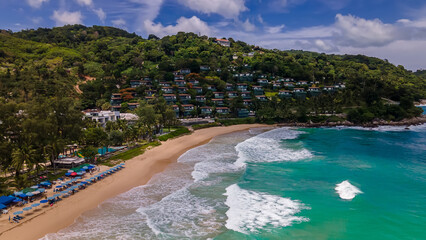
left=137, top=188, right=223, bottom=239
left=335, top=180, right=362, bottom=200
left=224, top=184, right=309, bottom=234
left=234, top=128, right=313, bottom=168
left=338, top=124, right=426, bottom=132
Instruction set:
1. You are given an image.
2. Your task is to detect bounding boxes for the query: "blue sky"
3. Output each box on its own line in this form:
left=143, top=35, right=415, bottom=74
left=1, top=0, right=426, bottom=70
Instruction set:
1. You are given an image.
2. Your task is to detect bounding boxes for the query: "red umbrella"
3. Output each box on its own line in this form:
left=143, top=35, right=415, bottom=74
left=70, top=172, right=77, bottom=177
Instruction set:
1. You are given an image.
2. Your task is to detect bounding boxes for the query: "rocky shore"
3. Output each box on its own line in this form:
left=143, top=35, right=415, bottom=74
left=277, top=115, right=426, bottom=128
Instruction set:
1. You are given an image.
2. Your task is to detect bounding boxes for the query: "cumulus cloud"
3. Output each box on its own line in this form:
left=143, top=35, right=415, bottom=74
left=51, top=10, right=83, bottom=26
left=178, top=0, right=247, bottom=18
left=144, top=16, right=212, bottom=38
left=27, top=0, right=49, bottom=8
left=296, top=39, right=338, bottom=52
left=334, top=14, right=397, bottom=47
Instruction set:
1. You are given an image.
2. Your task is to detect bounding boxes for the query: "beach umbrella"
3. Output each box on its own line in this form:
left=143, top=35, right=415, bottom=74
left=87, top=166, right=94, bottom=169
left=14, top=211, right=23, bottom=215
left=14, top=191, right=23, bottom=196
left=67, top=170, right=74, bottom=173
left=47, top=197, right=55, bottom=200
left=70, top=172, right=77, bottom=177
left=40, top=200, right=48, bottom=204
left=31, top=191, right=40, bottom=195
left=38, top=188, right=45, bottom=193
left=82, top=166, right=88, bottom=170
left=77, top=172, right=84, bottom=176
left=30, top=185, right=39, bottom=189
left=18, top=194, right=27, bottom=198
left=65, top=173, right=71, bottom=176
left=53, top=194, right=61, bottom=198
left=13, top=198, right=22, bottom=203
left=23, top=207, right=32, bottom=211
left=55, top=185, right=62, bottom=189
left=25, top=193, right=34, bottom=197
left=61, top=190, right=69, bottom=194
left=75, top=177, right=82, bottom=180
left=31, top=203, right=40, bottom=208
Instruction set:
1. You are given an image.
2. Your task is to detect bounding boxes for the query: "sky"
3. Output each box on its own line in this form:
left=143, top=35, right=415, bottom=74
left=1, top=0, right=426, bottom=71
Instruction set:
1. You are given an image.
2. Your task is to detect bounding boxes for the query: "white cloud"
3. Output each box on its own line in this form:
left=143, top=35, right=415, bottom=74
left=144, top=16, right=212, bottom=38
left=241, top=19, right=256, bottom=32
left=265, top=24, right=285, bottom=34
left=178, top=0, right=247, bottom=18
left=27, top=0, right=49, bottom=8
left=94, top=8, right=106, bottom=22
left=112, top=18, right=127, bottom=29
left=75, top=0, right=93, bottom=7
left=334, top=14, right=397, bottom=47
left=74, top=0, right=106, bottom=22
left=51, top=10, right=83, bottom=26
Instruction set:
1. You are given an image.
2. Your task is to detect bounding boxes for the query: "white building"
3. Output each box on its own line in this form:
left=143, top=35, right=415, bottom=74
left=84, top=110, right=120, bottom=127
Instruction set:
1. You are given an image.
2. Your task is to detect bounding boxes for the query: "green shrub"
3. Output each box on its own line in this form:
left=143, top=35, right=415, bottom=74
left=192, top=122, right=221, bottom=130
left=217, top=117, right=256, bottom=126
left=158, top=127, right=191, bottom=141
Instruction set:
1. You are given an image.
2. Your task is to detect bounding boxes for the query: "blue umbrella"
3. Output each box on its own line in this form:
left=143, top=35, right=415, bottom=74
left=31, top=185, right=39, bottom=189
left=75, top=177, right=82, bottom=180
left=47, top=197, right=55, bottom=200
left=13, top=198, right=22, bottom=203
left=37, top=188, right=45, bottom=192
left=14, top=211, right=23, bottom=215
left=67, top=170, right=74, bottom=173
left=56, top=185, right=62, bottom=188
left=61, top=190, right=69, bottom=194
left=53, top=194, right=61, bottom=198
left=65, top=173, right=71, bottom=176
left=23, top=207, right=32, bottom=211
left=82, top=181, right=88, bottom=184
left=40, top=200, right=48, bottom=204
left=87, top=166, right=94, bottom=169
left=18, top=194, right=27, bottom=198
left=25, top=193, right=34, bottom=197
left=82, top=166, right=88, bottom=170
left=14, top=191, right=23, bottom=196
left=31, top=203, right=40, bottom=207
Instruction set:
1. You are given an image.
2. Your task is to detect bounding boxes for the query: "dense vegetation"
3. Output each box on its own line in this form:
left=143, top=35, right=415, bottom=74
left=0, top=25, right=424, bottom=191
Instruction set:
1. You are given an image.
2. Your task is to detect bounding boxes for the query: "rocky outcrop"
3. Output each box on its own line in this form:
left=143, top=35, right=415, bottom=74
left=277, top=115, right=426, bottom=128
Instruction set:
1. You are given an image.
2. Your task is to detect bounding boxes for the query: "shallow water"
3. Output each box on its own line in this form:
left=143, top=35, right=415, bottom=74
left=43, top=124, right=426, bottom=240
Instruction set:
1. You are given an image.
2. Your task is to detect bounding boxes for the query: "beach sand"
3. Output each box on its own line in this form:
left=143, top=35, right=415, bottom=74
left=0, top=124, right=266, bottom=240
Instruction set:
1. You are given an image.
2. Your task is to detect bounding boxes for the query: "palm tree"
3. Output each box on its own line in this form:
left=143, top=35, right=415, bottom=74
left=11, top=143, right=37, bottom=178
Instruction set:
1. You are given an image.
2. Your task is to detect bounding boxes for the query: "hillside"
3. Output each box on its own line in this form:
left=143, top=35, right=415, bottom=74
left=0, top=25, right=425, bottom=122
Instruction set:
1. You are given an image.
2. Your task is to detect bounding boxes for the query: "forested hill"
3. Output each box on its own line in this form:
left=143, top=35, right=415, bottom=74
left=0, top=25, right=425, bottom=122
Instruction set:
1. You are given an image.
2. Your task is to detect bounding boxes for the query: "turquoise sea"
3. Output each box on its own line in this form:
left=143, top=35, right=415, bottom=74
left=44, top=110, right=426, bottom=240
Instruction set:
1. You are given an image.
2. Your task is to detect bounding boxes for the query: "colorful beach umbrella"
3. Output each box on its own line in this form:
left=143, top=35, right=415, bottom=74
left=14, top=211, right=23, bottom=215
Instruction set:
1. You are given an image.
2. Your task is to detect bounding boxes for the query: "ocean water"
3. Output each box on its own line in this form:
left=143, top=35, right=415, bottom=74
left=43, top=123, right=426, bottom=240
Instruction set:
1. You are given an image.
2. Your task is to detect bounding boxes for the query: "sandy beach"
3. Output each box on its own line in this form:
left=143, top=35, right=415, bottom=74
left=0, top=124, right=266, bottom=240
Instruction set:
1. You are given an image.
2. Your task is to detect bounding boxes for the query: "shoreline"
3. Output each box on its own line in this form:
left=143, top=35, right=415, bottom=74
left=0, top=124, right=267, bottom=240
left=277, top=115, right=426, bottom=128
